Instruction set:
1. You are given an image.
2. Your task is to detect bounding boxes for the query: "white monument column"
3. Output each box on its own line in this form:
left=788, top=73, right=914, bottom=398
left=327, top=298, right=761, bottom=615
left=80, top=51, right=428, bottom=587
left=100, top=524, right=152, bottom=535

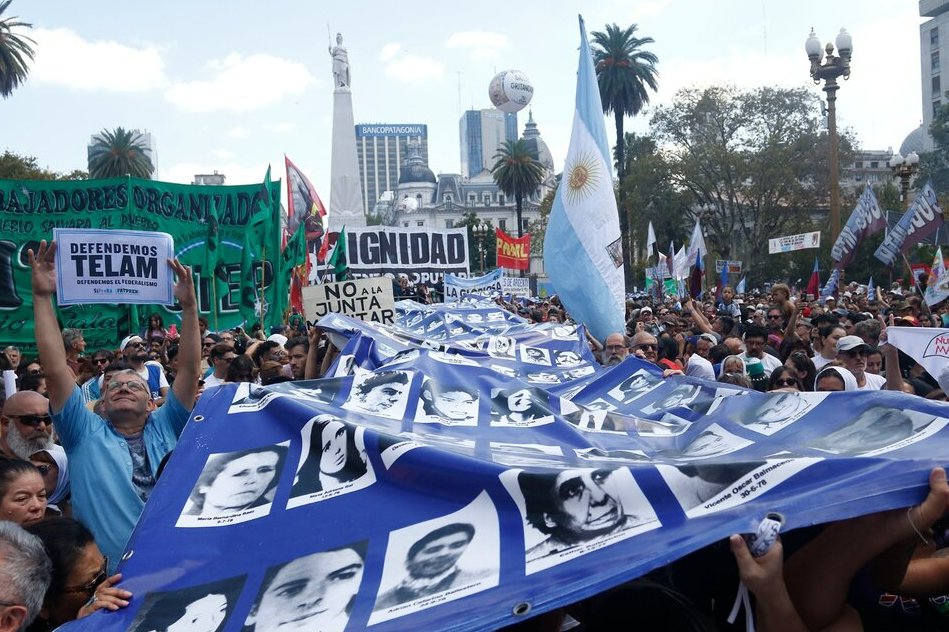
left=328, top=32, right=366, bottom=228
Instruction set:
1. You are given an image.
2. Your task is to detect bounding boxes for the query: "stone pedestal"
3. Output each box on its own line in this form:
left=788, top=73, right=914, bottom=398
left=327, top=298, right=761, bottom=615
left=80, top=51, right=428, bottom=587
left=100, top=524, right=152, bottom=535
left=329, top=88, right=366, bottom=228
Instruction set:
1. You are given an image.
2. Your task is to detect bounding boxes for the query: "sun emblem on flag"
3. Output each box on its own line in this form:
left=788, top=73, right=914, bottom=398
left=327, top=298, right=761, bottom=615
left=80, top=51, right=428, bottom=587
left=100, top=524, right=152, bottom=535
left=563, top=152, right=600, bottom=204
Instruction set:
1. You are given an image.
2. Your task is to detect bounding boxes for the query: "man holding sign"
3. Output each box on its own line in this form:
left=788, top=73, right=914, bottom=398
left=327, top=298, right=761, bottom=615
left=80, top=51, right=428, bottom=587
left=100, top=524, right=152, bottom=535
left=29, top=240, right=201, bottom=569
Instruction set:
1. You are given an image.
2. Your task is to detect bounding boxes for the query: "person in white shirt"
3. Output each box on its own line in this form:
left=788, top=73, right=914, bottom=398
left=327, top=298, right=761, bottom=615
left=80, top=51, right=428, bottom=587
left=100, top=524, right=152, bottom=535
left=738, top=324, right=782, bottom=374
left=202, top=343, right=237, bottom=389
left=835, top=335, right=886, bottom=390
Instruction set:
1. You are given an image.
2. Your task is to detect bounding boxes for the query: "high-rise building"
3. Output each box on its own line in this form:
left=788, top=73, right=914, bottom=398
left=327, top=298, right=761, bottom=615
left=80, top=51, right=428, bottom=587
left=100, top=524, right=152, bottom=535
left=920, top=0, right=949, bottom=151
left=459, top=109, right=518, bottom=179
left=355, top=123, right=428, bottom=215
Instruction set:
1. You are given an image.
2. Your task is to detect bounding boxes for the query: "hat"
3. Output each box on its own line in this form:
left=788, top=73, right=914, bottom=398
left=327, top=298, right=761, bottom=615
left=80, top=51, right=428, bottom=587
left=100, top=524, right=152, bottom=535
left=745, top=358, right=765, bottom=378
left=698, top=333, right=718, bottom=345
left=836, top=335, right=871, bottom=353
left=895, top=315, right=920, bottom=327
left=119, top=335, right=143, bottom=352
left=267, top=333, right=288, bottom=346
left=640, top=306, right=653, bottom=314
left=825, top=296, right=837, bottom=302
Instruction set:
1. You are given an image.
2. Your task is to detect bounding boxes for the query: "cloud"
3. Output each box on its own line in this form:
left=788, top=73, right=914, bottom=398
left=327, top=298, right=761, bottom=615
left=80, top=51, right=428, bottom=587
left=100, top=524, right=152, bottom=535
left=227, top=126, right=250, bottom=139
left=271, top=122, right=296, bottom=133
left=380, top=43, right=402, bottom=61
left=210, top=148, right=235, bottom=160
left=446, top=31, right=507, bottom=61
left=384, top=54, right=445, bottom=82
left=164, top=53, right=314, bottom=112
left=30, top=28, right=167, bottom=92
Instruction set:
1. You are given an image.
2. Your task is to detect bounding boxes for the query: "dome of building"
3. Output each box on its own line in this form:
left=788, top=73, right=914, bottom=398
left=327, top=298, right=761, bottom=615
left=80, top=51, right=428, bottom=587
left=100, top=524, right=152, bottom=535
left=899, top=125, right=926, bottom=156
left=520, top=109, right=555, bottom=171
left=398, top=141, right=436, bottom=185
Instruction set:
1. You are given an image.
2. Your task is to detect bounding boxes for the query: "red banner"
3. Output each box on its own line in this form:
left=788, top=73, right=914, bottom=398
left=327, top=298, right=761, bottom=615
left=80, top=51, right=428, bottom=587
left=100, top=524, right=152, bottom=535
left=495, top=228, right=530, bottom=270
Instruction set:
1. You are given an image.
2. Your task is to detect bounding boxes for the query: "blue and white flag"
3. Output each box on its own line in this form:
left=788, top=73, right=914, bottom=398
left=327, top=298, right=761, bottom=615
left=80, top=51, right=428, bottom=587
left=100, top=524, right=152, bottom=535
left=543, top=15, right=625, bottom=343
left=924, top=247, right=949, bottom=307
left=875, top=181, right=945, bottom=266
left=820, top=268, right=840, bottom=303
left=735, top=276, right=746, bottom=295
left=443, top=269, right=504, bottom=301
left=867, top=276, right=876, bottom=302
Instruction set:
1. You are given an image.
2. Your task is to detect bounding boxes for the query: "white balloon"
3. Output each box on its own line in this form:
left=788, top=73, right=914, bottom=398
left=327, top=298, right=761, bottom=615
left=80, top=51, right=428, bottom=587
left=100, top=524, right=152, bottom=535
left=488, top=70, right=534, bottom=113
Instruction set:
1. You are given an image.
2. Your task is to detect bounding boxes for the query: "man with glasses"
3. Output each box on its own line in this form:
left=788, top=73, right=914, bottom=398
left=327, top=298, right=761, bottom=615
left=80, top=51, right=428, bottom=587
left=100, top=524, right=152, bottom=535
left=836, top=335, right=885, bottom=390
left=0, top=391, right=54, bottom=460
left=739, top=324, right=782, bottom=374
left=600, top=332, right=629, bottom=367
left=630, top=331, right=659, bottom=365
left=203, top=343, right=237, bottom=388
left=118, top=334, right=169, bottom=406
left=29, top=240, right=201, bottom=571
left=79, top=350, right=115, bottom=404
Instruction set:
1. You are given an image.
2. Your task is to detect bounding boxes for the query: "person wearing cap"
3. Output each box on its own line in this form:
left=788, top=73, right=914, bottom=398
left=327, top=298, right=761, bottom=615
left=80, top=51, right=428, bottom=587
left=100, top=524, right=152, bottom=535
left=118, top=334, right=169, bottom=407
left=638, top=306, right=661, bottom=337
left=835, top=335, right=886, bottom=390
left=28, top=240, right=201, bottom=571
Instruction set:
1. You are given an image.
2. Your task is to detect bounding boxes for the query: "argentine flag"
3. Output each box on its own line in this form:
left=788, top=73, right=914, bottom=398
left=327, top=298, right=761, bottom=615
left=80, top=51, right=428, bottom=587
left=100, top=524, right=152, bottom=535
left=543, top=15, right=626, bottom=342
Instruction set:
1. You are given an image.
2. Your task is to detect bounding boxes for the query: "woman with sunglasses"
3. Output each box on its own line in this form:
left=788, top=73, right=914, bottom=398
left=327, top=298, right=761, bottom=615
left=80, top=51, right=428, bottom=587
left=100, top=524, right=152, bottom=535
left=25, top=517, right=131, bottom=631
left=768, top=366, right=804, bottom=392
left=784, top=351, right=817, bottom=391
left=0, top=460, right=47, bottom=526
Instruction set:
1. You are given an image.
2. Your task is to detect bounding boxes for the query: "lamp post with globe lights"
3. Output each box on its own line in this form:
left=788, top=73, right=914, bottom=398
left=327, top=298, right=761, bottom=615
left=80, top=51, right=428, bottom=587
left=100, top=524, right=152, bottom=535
left=806, top=27, right=853, bottom=243
left=472, top=222, right=491, bottom=273
left=889, top=151, right=920, bottom=210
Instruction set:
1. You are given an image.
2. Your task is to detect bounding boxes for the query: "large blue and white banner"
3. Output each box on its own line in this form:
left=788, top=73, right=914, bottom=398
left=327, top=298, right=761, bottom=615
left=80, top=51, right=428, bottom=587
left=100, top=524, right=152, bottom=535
left=443, top=269, right=503, bottom=301
left=62, top=309, right=949, bottom=631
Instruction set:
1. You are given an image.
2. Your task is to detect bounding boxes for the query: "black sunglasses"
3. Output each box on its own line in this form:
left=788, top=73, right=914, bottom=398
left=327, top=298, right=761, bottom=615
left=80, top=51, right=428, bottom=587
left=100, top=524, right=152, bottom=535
left=62, top=557, right=108, bottom=595
left=773, top=378, right=800, bottom=388
left=9, top=414, right=52, bottom=428
left=634, top=343, right=658, bottom=351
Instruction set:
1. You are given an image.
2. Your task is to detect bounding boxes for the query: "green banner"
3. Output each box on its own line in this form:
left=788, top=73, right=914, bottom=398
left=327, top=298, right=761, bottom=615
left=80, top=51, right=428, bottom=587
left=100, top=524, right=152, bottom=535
left=0, top=177, right=283, bottom=354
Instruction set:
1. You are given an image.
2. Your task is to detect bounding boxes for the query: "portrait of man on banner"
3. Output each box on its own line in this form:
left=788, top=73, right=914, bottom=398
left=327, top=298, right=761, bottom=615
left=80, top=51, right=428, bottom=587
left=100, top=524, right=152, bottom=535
left=245, top=542, right=367, bottom=632
left=503, top=467, right=659, bottom=573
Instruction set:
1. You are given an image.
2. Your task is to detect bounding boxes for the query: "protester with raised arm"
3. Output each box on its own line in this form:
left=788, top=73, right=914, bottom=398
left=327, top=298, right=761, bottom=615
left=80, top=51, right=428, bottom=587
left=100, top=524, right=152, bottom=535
left=29, top=240, right=200, bottom=569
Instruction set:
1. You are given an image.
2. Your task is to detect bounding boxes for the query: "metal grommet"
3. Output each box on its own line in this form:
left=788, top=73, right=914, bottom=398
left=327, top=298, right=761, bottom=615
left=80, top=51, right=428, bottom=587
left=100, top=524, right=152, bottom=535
left=121, top=550, right=134, bottom=561
left=192, top=415, right=205, bottom=422
left=512, top=602, right=531, bottom=617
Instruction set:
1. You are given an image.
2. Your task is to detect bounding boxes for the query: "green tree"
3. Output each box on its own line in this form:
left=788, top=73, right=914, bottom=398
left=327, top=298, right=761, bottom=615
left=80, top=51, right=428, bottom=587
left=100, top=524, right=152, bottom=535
left=491, top=139, right=544, bottom=238
left=0, top=0, right=35, bottom=99
left=590, top=23, right=658, bottom=284
left=0, top=150, right=87, bottom=180
left=87, top=127, right=155, bottom=179
left=650, top=85, right=855, bottom=287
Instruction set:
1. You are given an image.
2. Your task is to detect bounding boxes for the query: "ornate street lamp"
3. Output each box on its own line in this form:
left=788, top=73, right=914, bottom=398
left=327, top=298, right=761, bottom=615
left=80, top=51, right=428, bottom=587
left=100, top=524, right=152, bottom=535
left=889, top=151, right=920, bottom=209
left=806, top=27, right=853, bottom=243
left=472, top=222, right=491, bottom=273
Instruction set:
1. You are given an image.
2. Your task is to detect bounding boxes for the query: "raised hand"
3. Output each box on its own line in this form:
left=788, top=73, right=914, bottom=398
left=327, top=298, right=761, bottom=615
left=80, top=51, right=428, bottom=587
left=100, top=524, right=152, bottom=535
left=28, top=240, right=58, bottom=298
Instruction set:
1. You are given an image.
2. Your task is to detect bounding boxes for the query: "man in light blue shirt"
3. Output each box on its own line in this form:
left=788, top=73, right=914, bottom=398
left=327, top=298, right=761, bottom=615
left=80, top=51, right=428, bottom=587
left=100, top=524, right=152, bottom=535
left=30, top=240, right=201, bottom=569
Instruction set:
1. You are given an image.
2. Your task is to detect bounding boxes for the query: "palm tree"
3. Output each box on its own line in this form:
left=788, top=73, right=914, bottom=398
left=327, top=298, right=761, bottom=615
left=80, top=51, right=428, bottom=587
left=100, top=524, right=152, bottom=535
left=491, top=139, right=544, bottom=238
left=0, top=0, right=36, bottom=99
left=88, top=127, right=155, bottom=179
left=590, top=23, right=659, bottom=181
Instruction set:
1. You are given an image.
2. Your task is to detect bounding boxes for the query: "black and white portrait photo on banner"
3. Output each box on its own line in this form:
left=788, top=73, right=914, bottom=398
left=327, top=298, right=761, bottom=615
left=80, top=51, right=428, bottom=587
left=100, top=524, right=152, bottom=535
left=486, top=335, right=517, bottom=360
left=227, top=382, right=282, bottom=414
left=500, top=467, right=660, bottom=573
left=288, top=415, right=375, bottom=508
left=553, top=349, right=585, bottom=368
left=244, top=542, right=367, bottom=632
left=606, top=368, right=661, bottom=404
left=664, top=423, right=754, bottom=461
left=126, top=576, right=245, bottom=632
left=635, top=383, right=703, bottom=416
left=414, top=377, right=480, bottom=426
left=489, top=386, right=555, bottom=427
left=519, top=345, right=552, bottom=366
left=342, top=370, right=413, bottom=420
left=810, top=406, right=948, bottom=456
left=560, top=400, right=626, bottom=434
left=734, top=391, right=825, bottom=436
left=657, top=458, right=820, bottom=518
left=176, top=443, right=289, bottom=527
left=369, top=491, right=499, bottom=624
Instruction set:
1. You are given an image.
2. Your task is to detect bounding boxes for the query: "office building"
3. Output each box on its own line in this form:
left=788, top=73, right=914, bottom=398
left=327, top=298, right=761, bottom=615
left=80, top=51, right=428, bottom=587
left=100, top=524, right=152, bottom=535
left=355, top=123, right=428, bottom=215
left=459, top=109, right=518, bottom=179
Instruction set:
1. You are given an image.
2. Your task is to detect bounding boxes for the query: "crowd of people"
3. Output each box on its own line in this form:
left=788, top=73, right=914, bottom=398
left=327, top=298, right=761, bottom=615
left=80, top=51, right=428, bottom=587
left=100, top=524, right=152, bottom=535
left=0, top=239, right=947, bottom=631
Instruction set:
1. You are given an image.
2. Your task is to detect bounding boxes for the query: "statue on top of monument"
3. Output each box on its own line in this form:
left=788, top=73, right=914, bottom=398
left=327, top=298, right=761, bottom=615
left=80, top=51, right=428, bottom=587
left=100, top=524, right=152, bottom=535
left=329, top=32, right=350, bottom=88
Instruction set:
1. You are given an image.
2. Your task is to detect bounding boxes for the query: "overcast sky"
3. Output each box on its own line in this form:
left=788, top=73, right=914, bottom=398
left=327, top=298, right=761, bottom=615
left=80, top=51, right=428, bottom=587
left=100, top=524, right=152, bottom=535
left=1, top=0, right=924, bottom=210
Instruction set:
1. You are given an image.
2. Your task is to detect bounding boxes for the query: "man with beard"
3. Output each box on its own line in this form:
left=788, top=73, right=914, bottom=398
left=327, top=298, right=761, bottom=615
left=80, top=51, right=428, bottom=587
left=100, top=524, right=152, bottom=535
left=0, top=391, right=54, bottom=460
left=118, top=334, right=169, bottom=406
left=375, top=523, right=490, bottom=608
left=600, top=332, right=629, bottom=366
